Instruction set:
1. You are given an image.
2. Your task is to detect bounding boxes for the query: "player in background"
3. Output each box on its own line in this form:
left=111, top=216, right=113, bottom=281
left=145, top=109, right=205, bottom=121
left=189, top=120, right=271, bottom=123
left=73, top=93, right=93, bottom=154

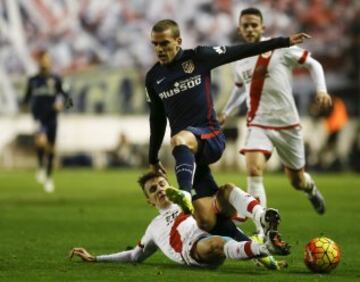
left=219, top=8, right=331, bottom=233
left=70, top=171, right=289, bottom=268
left=23, top=51, right=72, bottom=193
left=145, top=19, right=311, bottom=235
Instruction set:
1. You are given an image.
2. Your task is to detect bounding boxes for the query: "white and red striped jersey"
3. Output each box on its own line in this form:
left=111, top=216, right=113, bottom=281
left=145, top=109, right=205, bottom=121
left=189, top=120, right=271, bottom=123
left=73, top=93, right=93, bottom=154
left=228, top=37, right=327, bottom=128
left=138, top=204, right=206, bottom=265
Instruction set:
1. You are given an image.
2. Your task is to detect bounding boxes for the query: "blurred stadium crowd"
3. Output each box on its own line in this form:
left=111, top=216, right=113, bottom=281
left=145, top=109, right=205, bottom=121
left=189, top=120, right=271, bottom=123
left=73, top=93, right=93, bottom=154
left=0, top=0, right=359, bottom=172
left=1, top=0, right=359, bottom=114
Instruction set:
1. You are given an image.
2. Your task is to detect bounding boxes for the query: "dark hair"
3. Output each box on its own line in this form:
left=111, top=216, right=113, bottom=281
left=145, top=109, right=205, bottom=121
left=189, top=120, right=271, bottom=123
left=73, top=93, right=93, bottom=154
left=138, top=171, right=168, bottom=193
left=152, top=19, right=180, bottom=38
left=240, top=7, right=263, bottom=23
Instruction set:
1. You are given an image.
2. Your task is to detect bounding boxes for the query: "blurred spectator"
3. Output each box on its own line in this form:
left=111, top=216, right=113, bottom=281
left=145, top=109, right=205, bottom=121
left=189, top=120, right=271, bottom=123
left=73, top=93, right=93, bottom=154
left=0, top=0, right=358, bottom=117
left=118, top=77, right=134, bottom=114
left=106, top=132, right=142, bottom=168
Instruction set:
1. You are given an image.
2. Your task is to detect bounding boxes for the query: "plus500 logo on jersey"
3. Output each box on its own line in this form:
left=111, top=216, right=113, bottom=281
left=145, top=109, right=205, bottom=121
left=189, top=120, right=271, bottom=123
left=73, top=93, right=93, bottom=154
left=159, top=75, right=201, bottom=99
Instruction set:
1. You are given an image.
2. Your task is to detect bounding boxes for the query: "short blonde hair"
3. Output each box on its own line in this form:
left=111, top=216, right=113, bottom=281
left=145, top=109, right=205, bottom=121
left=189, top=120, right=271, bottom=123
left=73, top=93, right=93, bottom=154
left=152, top=19, right=180, bottom=38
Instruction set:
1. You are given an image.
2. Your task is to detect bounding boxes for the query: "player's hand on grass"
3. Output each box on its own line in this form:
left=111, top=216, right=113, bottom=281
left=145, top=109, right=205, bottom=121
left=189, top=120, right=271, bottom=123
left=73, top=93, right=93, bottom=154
left=150, top=161, right=167, bottom=176
left=69, top=248, right=96, bottom=262
left=289, top=33, right=311, bottom=45
left=315, top=91, right=332, bottom=111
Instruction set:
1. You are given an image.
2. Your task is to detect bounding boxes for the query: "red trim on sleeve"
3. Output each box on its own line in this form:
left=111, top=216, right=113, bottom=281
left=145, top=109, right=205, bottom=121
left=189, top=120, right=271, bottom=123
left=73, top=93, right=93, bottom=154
left=244, top=241, right=254, bottom=257
left=200, top=130, right=221, bottom=139
left=247, top=199, right=260, bottom=213
left=247, top=53, right=273, bottom=124
left=169, top=212, right=190, bottom=253
left=298, top=50, right=309, bottom=64
left=240, top=149, right=272, bottom=156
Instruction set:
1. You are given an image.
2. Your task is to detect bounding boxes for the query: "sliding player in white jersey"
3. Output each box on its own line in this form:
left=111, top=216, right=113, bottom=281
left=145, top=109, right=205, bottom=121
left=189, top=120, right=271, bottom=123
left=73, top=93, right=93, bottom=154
left=70, top=171, right=289, bottom=268
left=220, top=8, right=332, bottom=231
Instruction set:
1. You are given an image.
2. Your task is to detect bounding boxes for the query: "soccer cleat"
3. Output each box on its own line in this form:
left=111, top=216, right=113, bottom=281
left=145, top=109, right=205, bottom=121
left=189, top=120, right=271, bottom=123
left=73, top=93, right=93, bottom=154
left=254, top=256, right=288, bottom=270
left=44, top=178, right=55, bottom=193
left=36, top=169, right=46, bottom=184
left=260, top=208, right=290, bottom=256
left=260, top=208, right=281, bottom=235
left=165, top=186, right=194, bottom=214
left=306, top=184, right=325, bottom=214
left=251, top=234, right=288, bottom=270
left=265, top=230, right=291, bottom=256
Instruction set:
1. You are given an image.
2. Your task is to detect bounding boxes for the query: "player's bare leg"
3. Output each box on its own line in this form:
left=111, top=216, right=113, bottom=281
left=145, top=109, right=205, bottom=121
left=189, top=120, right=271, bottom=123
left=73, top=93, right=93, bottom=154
left=285, top=167, right=325, bottom=214
left=194, top=235, right=269, bottom=265
left=245, top=152, right=267, bottom=207
left=244, top=152, right=267, bottom=232
left=216, top=184, right=290, bottom=256
left=192, top=197, right=217, bottom=231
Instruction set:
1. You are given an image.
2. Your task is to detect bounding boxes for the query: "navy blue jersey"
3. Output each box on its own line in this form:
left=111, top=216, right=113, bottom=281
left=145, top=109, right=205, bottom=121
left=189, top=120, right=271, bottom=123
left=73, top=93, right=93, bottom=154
left=23, top=73, right=66, bottom=120
left=146, top=37, right=290, bottom=164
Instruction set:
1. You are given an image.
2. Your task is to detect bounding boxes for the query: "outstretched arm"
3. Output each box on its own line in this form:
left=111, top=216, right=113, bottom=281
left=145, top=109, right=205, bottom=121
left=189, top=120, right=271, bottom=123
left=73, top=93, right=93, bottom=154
left=70, top=245, right=156, bottom=263
left=197, top=33, right=311, bottom=70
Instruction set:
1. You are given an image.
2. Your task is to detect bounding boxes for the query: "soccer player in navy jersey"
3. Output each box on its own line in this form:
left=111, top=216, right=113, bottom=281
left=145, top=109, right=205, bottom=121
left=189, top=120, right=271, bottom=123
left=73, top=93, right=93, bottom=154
left=23, top=51, right=72, bottom=193
left=145, top=19, right=310, bottom=232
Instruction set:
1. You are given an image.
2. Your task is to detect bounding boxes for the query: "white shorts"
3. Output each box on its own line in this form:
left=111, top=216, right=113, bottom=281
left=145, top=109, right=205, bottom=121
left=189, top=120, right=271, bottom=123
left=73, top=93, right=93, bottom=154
left=240, top=126, right=305, bottom=170
left=181, top=227, right=209, bottom=267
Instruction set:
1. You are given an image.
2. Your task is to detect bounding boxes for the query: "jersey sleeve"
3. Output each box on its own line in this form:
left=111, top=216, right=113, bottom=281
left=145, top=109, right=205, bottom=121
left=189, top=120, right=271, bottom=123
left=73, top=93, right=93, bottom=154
left=194, top=37, right=290, bottom=70
left=283, top=45, right=310, bottom=68
left=284, top=46, right=327, bottom=92
left=145, top=73, right=167, bottom=164
left=96, top=224, right=158, bottom=263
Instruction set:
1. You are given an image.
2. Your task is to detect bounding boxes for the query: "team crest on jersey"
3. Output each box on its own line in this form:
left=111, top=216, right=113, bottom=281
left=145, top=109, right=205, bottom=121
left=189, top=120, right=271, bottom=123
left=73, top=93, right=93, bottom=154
left=181, top=60, right=195, bottom=74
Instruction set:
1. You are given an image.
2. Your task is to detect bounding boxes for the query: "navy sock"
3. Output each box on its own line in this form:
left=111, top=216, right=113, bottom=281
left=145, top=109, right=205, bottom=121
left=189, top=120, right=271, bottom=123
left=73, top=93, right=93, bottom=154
left=172, top=145, right=195, bottom=193
left=46, top=152, right=54, bottom=177
left=37, top=147, right=45, bottom=168
left=210, top=214, right=250, bottom=242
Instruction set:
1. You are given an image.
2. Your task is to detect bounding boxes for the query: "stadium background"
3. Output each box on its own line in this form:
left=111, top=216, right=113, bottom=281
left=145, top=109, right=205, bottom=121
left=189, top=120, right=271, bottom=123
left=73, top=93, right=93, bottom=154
left=1, top=1, right=360, bottom=281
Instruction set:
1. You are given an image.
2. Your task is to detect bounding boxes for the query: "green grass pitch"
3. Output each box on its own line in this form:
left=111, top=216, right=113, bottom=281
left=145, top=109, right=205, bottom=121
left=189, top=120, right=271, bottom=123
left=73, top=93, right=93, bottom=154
left=0, top=169, right=359, bottom=281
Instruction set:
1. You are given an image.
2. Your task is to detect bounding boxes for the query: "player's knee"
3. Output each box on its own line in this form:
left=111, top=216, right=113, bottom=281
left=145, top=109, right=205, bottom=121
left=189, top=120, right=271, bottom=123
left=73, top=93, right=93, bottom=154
left=247, top=164, right=263, bottom=176
left=171, top=135, right=187, bottom=147
left=35, top=135, right=47, bottom=147
left=218, top=184, right=234, bottom=199
left=206, top=236, right=225, bottom=258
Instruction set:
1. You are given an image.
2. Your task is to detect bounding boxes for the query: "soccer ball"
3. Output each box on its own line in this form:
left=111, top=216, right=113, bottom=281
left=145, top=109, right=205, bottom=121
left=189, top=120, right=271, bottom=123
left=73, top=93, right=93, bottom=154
left=304, top=237, right=341, bottom=273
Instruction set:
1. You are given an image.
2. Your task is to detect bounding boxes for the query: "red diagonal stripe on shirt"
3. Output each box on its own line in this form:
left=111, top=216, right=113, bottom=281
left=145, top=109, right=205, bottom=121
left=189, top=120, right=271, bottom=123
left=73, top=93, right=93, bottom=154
left=169, top=212, right=190, bottom=253
left=247, top=53, right=272, bottom=124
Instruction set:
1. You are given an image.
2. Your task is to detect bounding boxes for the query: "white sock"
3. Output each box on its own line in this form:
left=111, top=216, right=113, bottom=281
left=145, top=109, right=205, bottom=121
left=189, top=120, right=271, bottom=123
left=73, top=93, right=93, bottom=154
left=303, top=172, right=314, bottom=192
left=228, top=186, right=265, bottom=234
left=247, top=176, right=267, bottom=208
left=224, top=240, right=268, bottom=260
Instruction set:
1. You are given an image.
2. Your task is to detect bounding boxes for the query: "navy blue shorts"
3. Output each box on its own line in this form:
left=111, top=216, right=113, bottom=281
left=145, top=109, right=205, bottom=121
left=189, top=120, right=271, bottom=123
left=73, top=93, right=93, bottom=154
left=36, top=118, right=58, bottom=144
left=186, top=126, right=226, bottom=165
left=192, top=164, right=219, bottom=201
